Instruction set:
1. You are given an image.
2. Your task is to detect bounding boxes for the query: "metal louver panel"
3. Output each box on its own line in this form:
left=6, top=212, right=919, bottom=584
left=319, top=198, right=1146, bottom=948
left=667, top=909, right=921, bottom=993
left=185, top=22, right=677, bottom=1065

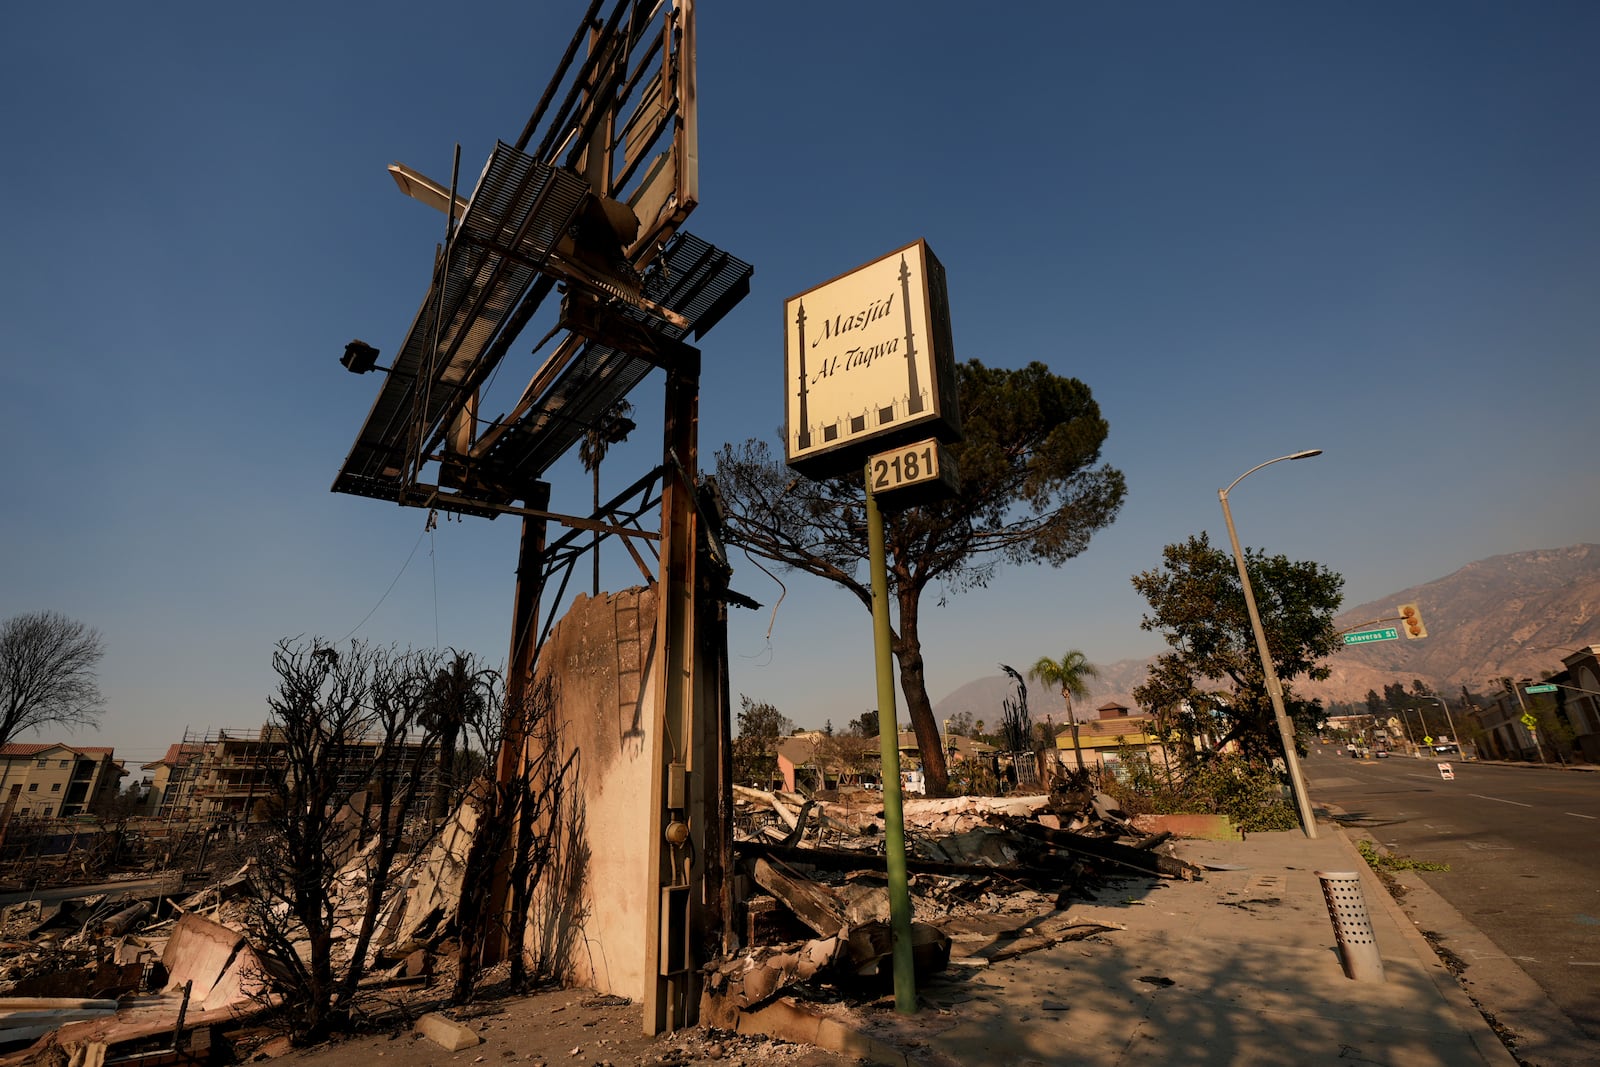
left=478, top=232, right=753, bottom=485
left=332, top=143, right=588, bottom=499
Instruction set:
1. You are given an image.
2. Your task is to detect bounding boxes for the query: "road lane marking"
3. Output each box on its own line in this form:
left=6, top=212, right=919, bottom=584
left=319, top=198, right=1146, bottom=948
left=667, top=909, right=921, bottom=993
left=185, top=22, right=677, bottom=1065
left=1469, top=793, right=1533, bottom=807
left=1567, top=812, right=1597, bottom=820
left=1468, top=949, right=1538, bottom=962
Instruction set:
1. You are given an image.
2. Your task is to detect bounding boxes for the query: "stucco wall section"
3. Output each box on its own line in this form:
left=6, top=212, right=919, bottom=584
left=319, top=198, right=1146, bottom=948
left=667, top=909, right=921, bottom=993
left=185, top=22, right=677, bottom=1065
left=524, top=586, right=659, bottom=1000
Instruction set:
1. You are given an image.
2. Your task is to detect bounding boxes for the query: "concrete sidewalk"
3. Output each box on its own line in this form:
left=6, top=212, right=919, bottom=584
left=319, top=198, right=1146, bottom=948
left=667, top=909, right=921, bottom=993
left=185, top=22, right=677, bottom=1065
left=787, top=819, right=1518, bottom=1066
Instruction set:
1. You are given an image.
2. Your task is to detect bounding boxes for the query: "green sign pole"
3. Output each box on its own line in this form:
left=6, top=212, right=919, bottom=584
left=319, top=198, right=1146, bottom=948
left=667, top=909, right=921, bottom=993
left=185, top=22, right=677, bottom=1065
left=864, top=466, right=917, bottom=1014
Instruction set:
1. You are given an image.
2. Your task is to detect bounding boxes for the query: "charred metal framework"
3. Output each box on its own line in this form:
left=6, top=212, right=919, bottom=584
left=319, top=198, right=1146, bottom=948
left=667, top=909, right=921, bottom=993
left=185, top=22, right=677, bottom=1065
left=328, top=0, right=747, bottom=1033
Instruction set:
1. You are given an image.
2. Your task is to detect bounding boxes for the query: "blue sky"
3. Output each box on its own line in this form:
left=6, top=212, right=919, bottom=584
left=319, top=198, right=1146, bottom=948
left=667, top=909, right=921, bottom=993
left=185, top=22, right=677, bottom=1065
left=2, top=2, right=1596, bottom=768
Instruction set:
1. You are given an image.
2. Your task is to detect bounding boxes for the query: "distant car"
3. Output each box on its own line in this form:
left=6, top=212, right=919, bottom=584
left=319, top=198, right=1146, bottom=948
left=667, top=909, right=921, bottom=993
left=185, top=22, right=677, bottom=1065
left=1374, top=749, right=1390, bottom=758
left=1433, top=743, right=1459, bottom=754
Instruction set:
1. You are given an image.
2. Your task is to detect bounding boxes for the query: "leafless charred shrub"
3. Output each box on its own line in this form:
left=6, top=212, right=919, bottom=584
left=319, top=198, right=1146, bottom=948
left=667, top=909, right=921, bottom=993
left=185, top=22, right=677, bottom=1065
left=244, top=638, right=446, bottom=1043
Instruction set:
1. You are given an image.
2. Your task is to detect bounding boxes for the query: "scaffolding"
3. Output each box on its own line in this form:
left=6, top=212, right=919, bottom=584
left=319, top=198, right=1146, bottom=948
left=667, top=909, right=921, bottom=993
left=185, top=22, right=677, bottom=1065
left=154, top=726, right=439, bottom=826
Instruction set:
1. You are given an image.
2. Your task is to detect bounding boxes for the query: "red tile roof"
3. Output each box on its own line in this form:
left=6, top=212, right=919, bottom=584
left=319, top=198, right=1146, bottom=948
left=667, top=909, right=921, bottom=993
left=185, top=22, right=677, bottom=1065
left=141, top=742, right=205, bottom=769
left=0, top=742, right=116, bottom=758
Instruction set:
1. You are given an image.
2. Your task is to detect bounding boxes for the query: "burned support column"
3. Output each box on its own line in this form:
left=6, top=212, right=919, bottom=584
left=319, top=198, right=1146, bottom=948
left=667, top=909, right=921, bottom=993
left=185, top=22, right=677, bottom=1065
left=697, top=480, right=742, bottom=959
left=484, top=485, right=552, bottom=965
left=503, top=486, right=554, bottom=729
left=644, top=349, right=702, bottom=1033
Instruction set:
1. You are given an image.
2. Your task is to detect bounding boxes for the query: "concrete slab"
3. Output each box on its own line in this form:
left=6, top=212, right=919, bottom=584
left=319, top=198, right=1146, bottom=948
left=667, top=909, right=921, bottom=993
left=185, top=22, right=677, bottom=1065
left=414, top=1012, right=481, bottom=1052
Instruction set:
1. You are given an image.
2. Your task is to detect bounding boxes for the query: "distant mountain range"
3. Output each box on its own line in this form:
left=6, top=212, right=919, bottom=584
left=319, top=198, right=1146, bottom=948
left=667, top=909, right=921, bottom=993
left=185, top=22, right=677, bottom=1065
left=932, top=544, right=1600, bottom=721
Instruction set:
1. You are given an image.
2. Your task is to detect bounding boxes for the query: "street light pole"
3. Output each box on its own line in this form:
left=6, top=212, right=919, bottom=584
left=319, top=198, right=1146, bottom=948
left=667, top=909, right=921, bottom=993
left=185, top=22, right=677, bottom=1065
left=1421, top=696, right=1460, bottom=752
left=1403, top=707, right=1426, bottom=757
left=1219, top=449, right=1323, bottom=839
left=1391, top=706, right=1416, bottom=753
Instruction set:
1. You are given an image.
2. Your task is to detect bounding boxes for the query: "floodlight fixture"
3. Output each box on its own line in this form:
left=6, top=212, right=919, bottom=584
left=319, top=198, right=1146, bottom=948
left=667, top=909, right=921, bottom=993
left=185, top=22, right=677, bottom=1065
left=341, top=340, right=382, bottom=375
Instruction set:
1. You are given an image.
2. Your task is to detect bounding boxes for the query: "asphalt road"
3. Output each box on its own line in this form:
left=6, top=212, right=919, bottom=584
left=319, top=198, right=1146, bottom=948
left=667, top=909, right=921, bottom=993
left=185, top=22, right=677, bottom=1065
left=1303, top=748, right=1600, bottom=1041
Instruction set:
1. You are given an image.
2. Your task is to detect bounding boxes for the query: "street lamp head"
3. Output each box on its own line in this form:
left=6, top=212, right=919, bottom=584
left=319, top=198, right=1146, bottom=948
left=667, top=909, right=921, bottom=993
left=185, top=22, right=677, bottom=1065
left=1221, top=448, right=1325, bottom=497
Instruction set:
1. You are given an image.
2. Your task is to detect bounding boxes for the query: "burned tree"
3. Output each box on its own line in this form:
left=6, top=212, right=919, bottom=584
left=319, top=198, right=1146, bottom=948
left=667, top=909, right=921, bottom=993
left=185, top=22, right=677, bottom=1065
left=716, top=361, right=1126, bottom=796
left=245, top=639, right=444, bottom=1043
left=997, top=664, right=1033, bottom=754
left=421, top=650, right=498, bottom=822
left=0, top=610, right=105, bottom=749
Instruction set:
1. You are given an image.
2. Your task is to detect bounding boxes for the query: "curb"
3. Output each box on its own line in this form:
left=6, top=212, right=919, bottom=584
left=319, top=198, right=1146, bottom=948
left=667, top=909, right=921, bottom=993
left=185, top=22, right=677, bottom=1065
left=717, top=994, right=937, bottom=1067
left=1465, top=759, right=1600, bottom=774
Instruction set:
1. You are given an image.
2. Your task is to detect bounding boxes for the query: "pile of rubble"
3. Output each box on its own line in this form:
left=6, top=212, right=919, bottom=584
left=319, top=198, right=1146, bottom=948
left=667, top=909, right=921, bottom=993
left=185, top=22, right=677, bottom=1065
left=0, top=841, right=434, bottom=1066
left=0, top=784, right=1211, bottom=1064
left=708, top=785, right=1204, bottom=1021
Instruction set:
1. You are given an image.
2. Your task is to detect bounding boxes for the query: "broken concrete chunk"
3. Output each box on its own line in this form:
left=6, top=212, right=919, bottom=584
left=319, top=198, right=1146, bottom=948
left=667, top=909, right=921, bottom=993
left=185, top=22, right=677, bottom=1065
left=416, top=1011, right=483, bottom=1051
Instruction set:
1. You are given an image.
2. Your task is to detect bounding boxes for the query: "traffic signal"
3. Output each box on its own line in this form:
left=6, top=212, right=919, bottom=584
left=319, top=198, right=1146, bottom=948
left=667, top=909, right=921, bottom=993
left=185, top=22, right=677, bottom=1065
left=1397, top=603, right=1427, bottom=639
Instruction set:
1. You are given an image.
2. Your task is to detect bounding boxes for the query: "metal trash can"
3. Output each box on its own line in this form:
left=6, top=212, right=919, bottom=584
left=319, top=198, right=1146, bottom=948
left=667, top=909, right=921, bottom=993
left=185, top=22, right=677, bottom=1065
left=1315, top=870, right=1385, bottom=982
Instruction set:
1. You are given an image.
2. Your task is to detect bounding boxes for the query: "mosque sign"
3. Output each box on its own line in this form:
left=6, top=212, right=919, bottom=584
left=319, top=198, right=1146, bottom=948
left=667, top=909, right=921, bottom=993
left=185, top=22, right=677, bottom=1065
left=784, top=239, right=961, bottom=479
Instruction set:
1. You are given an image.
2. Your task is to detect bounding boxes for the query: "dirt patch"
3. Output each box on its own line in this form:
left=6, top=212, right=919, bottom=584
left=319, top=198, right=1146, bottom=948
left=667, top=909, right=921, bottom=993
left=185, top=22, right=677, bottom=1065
left=268, top=984, right=862, bottom=1067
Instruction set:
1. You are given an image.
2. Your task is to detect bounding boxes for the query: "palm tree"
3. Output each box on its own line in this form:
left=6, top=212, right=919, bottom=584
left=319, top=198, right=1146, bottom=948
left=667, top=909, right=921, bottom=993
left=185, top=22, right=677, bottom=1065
left=1028, top=650, right=1100, bottom=773
left=421, top=651, right=499, bottom=821
left=577, top=399, right=636, bottom=596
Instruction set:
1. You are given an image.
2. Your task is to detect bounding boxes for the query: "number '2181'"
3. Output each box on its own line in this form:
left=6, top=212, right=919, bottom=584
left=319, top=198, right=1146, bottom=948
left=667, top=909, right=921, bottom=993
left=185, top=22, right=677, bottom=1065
left=872, top=445, right=937, bottom=490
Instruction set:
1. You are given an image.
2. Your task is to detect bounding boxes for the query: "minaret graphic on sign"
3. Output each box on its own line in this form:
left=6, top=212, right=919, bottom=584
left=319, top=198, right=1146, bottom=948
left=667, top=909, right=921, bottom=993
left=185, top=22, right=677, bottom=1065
left=899, top=255, right=925, bottom=415
left=794, top=300, right=811, bottom=451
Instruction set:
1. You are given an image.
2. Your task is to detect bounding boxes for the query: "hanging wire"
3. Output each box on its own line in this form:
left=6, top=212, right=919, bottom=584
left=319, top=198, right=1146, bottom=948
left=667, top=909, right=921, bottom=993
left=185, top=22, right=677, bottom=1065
left=735, top=548, right=786, bottom=666
left=340, top=528, right=429, bottom=644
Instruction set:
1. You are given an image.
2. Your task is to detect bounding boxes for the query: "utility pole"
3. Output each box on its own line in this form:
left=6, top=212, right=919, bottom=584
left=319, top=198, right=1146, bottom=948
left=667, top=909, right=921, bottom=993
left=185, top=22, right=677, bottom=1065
left=1509, top=681, right=1548, bottom=764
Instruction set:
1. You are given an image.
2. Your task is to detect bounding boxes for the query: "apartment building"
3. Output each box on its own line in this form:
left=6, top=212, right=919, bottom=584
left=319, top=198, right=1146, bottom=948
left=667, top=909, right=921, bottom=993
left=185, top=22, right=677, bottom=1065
left=0, top=743, right=125, bottom=819
left=141, top=725, right=439, bottom=823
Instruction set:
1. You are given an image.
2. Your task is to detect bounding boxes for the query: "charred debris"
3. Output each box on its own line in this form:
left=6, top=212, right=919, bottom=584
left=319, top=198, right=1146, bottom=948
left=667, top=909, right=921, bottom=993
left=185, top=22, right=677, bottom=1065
left=708, top=781, right=1202, bottom=1015
left=0, top=779, right=1202, bottom=1064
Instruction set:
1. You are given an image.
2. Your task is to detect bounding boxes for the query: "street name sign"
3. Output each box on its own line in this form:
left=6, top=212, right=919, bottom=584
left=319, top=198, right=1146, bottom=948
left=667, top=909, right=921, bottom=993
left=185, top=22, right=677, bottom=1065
left=1342, top=628, right=1399, bottom=645
left=1525, top=683, right=1558, bottom=694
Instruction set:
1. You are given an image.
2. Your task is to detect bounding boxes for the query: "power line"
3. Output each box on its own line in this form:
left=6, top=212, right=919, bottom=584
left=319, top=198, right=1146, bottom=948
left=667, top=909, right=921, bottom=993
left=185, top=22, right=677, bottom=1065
left=340, top=528, right=429, bottom=644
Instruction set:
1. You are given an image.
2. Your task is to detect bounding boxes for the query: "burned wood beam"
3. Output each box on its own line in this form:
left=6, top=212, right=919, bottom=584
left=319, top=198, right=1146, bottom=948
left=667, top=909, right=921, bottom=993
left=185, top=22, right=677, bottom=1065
left=987, top=920, right=1120, bottom=962
left=101, top=901, right=153, bottom=937
left=734, top=841, right=1069, bottom=883
left=750, top=859, right=850, bottom=938
left=1132, top=830, right=1174, bottom=851
left=1006, top=820, right=1203, bottom=880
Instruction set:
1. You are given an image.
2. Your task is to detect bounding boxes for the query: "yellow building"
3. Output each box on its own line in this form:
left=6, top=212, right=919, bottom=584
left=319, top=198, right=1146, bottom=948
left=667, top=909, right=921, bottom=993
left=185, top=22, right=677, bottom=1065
left=0, top=742, right=125, bottom=819
left=1052, top=702, right=1175, bottom=772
